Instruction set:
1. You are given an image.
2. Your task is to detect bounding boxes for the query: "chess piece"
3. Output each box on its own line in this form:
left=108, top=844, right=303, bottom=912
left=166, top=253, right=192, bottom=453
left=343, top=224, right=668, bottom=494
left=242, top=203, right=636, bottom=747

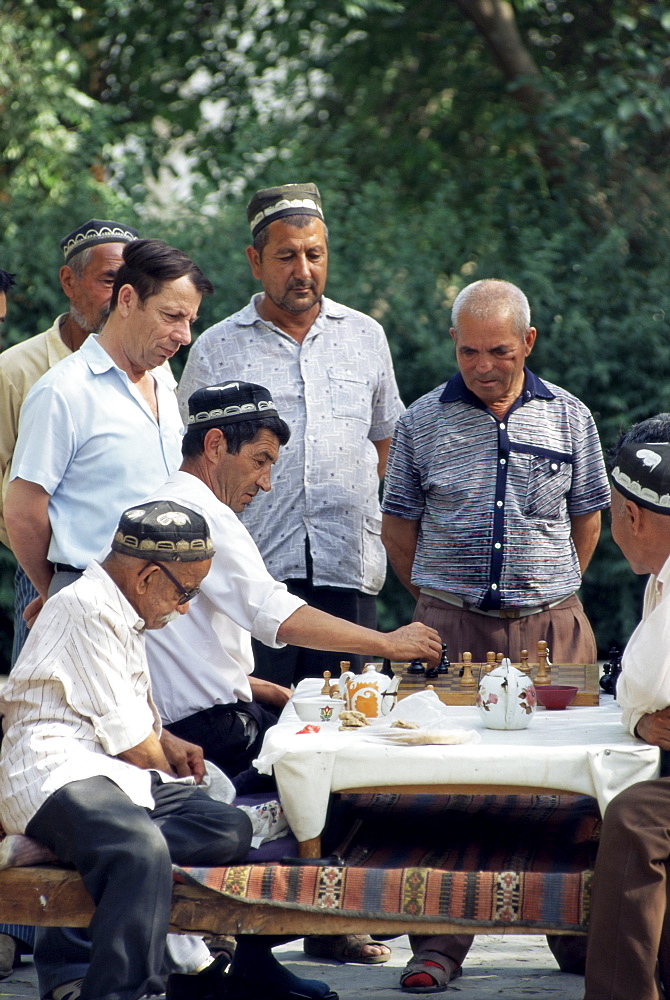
left=519, top=649, right=531, bottom=674
left=321, top=670, right=333, bottom=696
left=407, top=658, right=426, bottom=675
left=484, top=651, right=496, bottom=674
left=437, top=643, right=450, bottom=674
left=496, top=653, right=503, bottom=665
left=339, top=660, right=351, bottom=676
left=600, top=645, right=623, bottom=695
left=535, top=640, right=551, bottom=685
left=425, top=661, right=438, bottom=679
left=460, top=651, right=476, bottom=688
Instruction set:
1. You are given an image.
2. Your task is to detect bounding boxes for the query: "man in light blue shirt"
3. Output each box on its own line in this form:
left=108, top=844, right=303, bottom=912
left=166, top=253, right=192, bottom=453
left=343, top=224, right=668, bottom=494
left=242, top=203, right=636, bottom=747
left=5, top=238, right=212, bottom=623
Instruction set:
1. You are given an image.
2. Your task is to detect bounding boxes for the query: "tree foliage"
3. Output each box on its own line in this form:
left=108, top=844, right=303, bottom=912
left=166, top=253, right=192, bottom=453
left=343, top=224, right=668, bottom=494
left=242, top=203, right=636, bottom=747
left=1, top=0, right=669, bottom=667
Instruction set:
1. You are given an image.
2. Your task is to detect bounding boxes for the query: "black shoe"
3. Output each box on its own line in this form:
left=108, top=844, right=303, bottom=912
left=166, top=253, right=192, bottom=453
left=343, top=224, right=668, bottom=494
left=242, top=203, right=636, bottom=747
left=166, top=954, right=229, bottom=1000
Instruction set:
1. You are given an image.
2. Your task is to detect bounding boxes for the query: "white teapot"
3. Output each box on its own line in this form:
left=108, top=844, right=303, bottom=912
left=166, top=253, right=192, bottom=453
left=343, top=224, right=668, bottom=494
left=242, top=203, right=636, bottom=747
left=338, top=663, right=400, bottom=719
left=476, top=658, right=536, bottom=730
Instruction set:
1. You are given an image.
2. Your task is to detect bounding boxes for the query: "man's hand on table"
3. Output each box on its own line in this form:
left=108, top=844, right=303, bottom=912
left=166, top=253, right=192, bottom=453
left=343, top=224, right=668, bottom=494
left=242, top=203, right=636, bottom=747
left=635, top=708, right=670, bottom=749
left=160, top=730, right=206, bottom=783
left=384, top=621, right=442, bottom=667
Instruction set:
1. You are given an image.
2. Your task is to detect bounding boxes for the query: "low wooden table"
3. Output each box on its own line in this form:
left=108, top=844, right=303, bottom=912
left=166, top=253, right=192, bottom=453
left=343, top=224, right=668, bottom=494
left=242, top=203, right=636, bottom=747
left=255, top=690, right=659, bottom=857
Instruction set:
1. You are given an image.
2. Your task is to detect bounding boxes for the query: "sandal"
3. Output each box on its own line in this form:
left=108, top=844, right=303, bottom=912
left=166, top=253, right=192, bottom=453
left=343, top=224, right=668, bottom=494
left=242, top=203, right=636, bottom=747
left=304, top=933, right=391, bottom=965
left=399, top=956, right=463, bottom=994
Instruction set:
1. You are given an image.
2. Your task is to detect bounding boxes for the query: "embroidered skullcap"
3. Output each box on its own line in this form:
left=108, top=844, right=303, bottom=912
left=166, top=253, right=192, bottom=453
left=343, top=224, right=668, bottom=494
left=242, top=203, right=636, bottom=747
left=187, top=382, right=279, bottom=430
left=60, top=219, right=140, bottom=263
left=611, top=442, right=670, bottom=515
left=247, top=183, right=324, bottom=238
left=111, top=501, right=215, bottom=562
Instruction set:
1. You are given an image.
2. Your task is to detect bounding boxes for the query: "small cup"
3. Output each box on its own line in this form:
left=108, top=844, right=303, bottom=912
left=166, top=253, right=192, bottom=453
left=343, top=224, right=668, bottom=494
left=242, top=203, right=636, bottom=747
left=292, top=697, right=343, bottom=724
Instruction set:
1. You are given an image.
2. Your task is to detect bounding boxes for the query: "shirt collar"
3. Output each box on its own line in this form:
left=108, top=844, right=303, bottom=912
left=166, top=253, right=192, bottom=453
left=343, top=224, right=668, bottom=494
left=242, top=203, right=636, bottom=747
left=439, top=368, right=555, bottom=409
left=238, top=293, right=347, bottom=332
left=83, top=560, right=146, bottom=632
left=80, top=335, right=176, bottom=389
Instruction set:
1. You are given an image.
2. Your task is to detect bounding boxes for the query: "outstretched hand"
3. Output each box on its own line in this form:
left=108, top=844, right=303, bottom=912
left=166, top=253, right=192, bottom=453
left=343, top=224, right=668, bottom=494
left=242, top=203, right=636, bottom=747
left=386, top=621, right=442, bottom=667
left=635, top=707, right=670, bottom=749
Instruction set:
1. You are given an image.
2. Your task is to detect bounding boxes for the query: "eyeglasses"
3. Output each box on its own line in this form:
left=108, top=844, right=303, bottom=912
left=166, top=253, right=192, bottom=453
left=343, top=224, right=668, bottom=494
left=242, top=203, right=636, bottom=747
left=144, top=561, right=200, bottom=605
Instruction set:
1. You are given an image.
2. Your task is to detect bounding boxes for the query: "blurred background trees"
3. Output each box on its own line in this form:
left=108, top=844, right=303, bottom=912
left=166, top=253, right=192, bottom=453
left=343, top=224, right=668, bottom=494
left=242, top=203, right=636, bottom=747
left=1, top=0, right=669, bottom=669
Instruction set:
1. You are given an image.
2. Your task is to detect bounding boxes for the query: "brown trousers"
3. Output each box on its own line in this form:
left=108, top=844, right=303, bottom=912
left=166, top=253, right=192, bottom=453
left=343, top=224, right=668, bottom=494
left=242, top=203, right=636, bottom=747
left=413, top=592, right=597, bottom=664
left=584, top=778, right=670, bottom=1000
left=408, top=592, right=596, bottom=976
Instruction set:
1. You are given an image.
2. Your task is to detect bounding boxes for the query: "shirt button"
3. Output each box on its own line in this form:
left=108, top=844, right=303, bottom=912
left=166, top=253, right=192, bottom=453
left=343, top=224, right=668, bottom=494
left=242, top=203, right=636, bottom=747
left=551, top=462, right=559, bottom=471
left=499, top=423, right=506, bottom=430
left=494, top=542, right=502, bottom=549
left=500, top=458, right=506, bottom=465
left=496, top=500, right=503, bottom=508
left=491, top=583, right=498, bottom=590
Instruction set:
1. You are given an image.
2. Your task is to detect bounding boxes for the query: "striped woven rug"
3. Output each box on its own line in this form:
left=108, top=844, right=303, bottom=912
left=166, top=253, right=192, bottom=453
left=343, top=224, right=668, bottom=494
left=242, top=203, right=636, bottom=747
left=174, top=793, right=599, bottom=931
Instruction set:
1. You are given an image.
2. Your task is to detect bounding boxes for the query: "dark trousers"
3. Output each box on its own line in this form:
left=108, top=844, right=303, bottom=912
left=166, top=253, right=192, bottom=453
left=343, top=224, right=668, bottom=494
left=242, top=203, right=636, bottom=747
left=166, top=700, right=280, bottom=793
left=26, top=774, right=252, bottom=1000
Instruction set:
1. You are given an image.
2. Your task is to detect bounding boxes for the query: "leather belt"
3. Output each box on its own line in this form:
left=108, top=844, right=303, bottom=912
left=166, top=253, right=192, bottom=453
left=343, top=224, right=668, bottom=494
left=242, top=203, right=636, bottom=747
left=420, top=588, right=572, bottom=619
left=52, top=563, right=84, bottom=574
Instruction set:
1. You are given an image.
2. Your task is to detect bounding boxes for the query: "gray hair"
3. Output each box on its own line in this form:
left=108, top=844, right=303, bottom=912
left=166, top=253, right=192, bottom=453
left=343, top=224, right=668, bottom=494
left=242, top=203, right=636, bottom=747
left=451, top=279, right=531, bottom=339
left=67, top=247, right=94, bottom=278
left=609, top=413, right=670, bottom=472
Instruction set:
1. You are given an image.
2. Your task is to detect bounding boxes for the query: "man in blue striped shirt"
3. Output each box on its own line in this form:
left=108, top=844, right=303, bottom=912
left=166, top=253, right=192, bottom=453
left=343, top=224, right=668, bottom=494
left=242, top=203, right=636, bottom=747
left=381, top=278, right=610, bottom=992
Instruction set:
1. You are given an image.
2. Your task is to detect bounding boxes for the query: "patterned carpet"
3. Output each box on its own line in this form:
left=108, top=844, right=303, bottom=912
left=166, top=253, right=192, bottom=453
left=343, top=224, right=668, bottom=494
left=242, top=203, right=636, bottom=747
left=174, top=792, right=599, bottom=932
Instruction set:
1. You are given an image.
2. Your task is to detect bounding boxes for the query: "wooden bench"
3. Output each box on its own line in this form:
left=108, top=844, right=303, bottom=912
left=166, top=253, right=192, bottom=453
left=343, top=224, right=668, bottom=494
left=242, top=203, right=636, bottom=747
left=0, top=793, right=596, bottom=940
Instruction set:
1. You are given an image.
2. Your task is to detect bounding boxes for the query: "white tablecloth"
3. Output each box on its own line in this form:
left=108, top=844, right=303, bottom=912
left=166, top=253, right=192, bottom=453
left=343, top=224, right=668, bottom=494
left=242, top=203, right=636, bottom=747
left=254, top=679, right=660, bottom=844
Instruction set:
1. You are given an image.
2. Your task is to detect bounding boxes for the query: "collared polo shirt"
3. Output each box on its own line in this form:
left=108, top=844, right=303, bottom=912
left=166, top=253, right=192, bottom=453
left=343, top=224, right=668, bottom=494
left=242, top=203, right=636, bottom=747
left=382, top=369, right=610, bottom=608
left=0, top=315, right=72, bottom=547
left=178, top=294, right=404, bottom=594
left=10, top=334, right=183, bottom=568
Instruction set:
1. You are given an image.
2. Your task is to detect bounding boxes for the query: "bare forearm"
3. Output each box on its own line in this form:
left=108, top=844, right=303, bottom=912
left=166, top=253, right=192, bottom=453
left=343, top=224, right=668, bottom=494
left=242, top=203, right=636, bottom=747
left=381, top=513, right=420, bottom=600
left=570, top=510, right=602, bottom=575
left=277, top=605, right=442, bottom=665
left=4, top=478, right=54, bottom=597
left=118, top=731, right=172, bottom=773
left=249, top=676, right=292, bottom=708
left=373, top=437, right=391, bottom=480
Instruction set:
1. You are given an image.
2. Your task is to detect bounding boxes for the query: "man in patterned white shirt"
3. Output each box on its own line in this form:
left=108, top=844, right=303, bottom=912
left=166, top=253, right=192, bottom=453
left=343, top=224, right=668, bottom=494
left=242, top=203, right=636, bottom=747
left=178, top=183, right=404, bottom=688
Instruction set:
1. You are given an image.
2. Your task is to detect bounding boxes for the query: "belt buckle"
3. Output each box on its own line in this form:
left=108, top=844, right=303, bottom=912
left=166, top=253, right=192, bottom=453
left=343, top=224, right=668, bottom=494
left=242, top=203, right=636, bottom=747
left=499, top=608, right=521, bottom=619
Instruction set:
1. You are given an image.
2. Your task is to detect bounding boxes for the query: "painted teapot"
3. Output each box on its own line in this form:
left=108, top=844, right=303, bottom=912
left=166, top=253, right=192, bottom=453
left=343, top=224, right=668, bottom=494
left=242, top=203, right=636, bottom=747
left=476, top=658, right=536, bottom=730
left=338, top=663, right=400, bottom=719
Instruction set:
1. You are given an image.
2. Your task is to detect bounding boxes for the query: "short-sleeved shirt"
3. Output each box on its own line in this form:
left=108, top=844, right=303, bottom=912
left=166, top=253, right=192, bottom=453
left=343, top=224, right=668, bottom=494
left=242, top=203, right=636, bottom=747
left=10, top=335, right=183, bottom=568
left=0, top=562, right=166, bottom=834
left=0, top=315, right=71, bottom=548
left=177, top=295, right=404, bottom=595
left=144, top=471, right=305, bottom=724
left=382, top=369, right=610, bottom=609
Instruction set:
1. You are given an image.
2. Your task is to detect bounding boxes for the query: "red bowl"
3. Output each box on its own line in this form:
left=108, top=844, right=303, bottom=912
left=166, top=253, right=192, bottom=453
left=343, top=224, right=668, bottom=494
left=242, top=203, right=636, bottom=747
left=535, top=685, right=578, bottom=710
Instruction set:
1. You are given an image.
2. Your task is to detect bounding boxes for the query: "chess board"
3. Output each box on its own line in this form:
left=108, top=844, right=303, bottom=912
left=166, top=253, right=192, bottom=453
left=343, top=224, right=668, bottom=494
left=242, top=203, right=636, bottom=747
left=394, top=661, right=601, bottom=706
